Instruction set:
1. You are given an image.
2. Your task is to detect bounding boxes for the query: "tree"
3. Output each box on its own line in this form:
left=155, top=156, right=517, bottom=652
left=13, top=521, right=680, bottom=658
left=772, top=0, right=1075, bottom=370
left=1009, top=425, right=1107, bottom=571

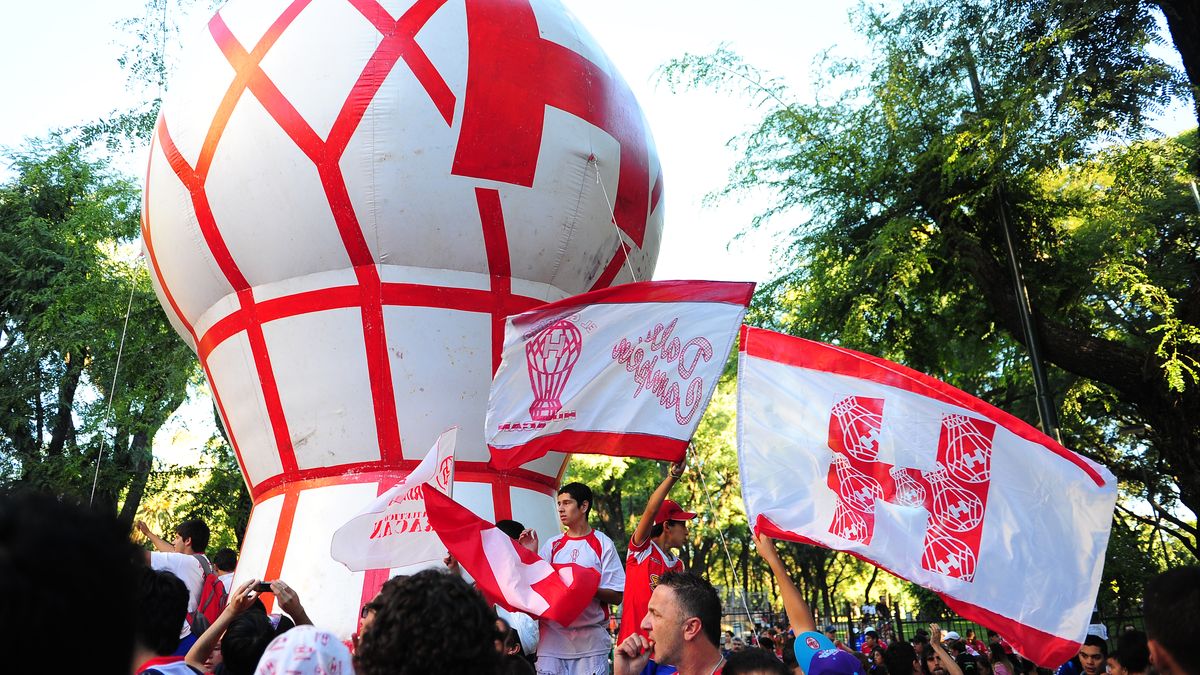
left=661, top=0, right=1199, bottom=558
left=0, top=136, right=196, bottom=523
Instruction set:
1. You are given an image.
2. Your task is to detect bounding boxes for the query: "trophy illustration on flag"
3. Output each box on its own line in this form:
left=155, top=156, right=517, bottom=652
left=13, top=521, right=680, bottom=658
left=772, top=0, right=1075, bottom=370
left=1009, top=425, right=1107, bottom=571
left=525, top=319, right=583, bottom=421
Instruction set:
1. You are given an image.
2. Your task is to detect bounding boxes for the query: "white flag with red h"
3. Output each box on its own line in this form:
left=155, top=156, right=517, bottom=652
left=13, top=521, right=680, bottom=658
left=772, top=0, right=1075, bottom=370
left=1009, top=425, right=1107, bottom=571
left=486, top=280, right=753, bottom=470
left=737, top=326, right=1116, bottom=668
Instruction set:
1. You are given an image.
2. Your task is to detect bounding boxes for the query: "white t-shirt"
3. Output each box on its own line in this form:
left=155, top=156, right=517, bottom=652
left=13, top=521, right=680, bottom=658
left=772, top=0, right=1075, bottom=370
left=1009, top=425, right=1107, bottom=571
left=218, top=572, right=234, bottom=594
left=537, top=529, right=625, bottom=659
left=150, top=552, right=205, bottom=637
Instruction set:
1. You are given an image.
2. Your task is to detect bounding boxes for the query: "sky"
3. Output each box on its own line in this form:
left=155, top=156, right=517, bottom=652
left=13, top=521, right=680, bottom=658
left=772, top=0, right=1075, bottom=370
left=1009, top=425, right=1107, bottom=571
left=1, top=0, right=1194, bottom=467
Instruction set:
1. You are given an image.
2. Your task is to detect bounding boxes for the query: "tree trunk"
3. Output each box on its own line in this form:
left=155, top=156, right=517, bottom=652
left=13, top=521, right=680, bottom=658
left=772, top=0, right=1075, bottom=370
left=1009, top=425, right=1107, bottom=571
left=1153, top=0, right=1200, bottom=142
left=47, top=351, right=84, bottom=456
left=863, top=565, right=880, bottom=608
left=117, top=430, right=153, bottom=529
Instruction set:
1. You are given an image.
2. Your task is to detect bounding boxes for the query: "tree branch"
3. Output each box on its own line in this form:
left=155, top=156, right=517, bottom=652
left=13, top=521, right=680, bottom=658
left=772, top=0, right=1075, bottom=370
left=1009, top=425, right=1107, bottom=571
left=1114, top=502, right=1198, bottom=558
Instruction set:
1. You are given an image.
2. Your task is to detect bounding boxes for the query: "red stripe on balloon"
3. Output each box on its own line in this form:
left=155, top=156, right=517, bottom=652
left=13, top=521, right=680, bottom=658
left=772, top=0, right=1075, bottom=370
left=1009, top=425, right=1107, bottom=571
left=261, top=490, right=300, bottom=613
left=650, top=169, right=663, bottom=215
left=476, top=188, right=513, bottom=374
left=492, top=481, right=513, bottom=522
left=156, top=122, right=249, bottom=291
left=394, top=0, right=456, bottom=125
left=142, top=133, right=252, bottom=489
left=199, top=2, right=311, bottom=178
left=589, top=240, right=629, bottom=291
left=238, top=288, right=300, bottom=474
left=158, top=120, right=299, bottom=474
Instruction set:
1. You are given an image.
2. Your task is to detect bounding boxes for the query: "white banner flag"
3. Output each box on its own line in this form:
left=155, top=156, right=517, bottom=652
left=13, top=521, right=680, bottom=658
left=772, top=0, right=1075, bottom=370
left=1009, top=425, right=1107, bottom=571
left=737, top=327, right=1116, bottom=668
left=486, top=280, right=753, bottom=470
left=330, top=427, right=457, bottom=572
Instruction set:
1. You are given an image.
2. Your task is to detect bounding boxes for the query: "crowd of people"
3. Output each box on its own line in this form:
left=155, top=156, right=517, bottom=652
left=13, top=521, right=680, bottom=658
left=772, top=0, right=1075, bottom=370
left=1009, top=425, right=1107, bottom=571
left=0, top=468, right=1197, bottom=675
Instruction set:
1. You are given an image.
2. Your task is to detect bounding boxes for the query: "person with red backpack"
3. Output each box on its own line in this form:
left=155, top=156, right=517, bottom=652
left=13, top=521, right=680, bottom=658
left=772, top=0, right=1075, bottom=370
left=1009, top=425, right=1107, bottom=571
left=138, top=518, right=228, bottom=655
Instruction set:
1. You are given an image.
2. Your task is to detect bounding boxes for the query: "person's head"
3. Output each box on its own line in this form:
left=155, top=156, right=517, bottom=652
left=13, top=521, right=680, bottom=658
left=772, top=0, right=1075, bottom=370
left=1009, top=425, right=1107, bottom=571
left=212, top=547, right=238, bottom=574
left=221, top=606, right=277, bottom=675
left=253, top=625, right=352, bottom=675
left=650, top=499, right=697, bottom=548
left=355, top=569, right=500, bottom=675
left=1078, top=634, right=1108, bottom=675
left=725, top=646, right=790, bottom=675
left=495, top=519, right=525, bottom=540
left=783, top=636, right=800, bottom=671
left=1144, top=566, right=1200, bottom=675
left=732, top=637, right=747, bottom=652
left=912, top=634, right=929, bottom=657
left=966, top=629, right=977, bottom=642
left=0, top=491, right=138, bottom=674
left=872, top=647, right=886, bottom=666
left=173, top=518, right=210, bottom=553
left=135, top=567, right=189, bottom=657
left=989, top=644, right=1010, bottom=666
left=556, top=482, right=592, bottom=528
left=1115, top=630, right=1150, bottom=675
left=641, top=571, right=722, bottom=665
left=794, top=632, right=868, bottom=675
left=946, top=640, right=965, bottom=658
left=885, top=641, right=921, bottom=675
left=865, top=630, right=879, bottom=647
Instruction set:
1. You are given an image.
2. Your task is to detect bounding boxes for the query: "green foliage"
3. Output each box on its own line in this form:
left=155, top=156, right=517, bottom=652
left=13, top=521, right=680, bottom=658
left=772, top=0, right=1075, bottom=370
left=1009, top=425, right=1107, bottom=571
left=661, top=0, right=1200, bottom=560
left=0, top=136, right=197, bottom=520
left=138, top=425, right=251, bottom=552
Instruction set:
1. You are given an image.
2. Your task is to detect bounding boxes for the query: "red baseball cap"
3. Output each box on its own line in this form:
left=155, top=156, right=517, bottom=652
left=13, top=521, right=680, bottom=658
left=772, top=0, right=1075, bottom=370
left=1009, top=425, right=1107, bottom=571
left=654, top=499, right=697, bottom=525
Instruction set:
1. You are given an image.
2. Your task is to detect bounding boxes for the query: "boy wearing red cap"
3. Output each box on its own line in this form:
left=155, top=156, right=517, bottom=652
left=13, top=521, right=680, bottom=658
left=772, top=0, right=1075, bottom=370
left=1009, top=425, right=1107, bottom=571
left=618, top=458, right=696, bottom=645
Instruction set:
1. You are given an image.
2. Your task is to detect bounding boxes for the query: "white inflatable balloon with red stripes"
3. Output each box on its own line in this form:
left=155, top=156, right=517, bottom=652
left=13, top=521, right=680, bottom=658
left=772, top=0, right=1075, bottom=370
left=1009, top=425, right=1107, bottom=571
left=142, top=0, right=662, bottom=636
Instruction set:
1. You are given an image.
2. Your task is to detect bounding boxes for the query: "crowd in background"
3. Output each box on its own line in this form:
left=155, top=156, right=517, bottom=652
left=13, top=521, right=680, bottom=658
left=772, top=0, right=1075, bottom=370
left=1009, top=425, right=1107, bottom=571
left=0, top=486, right=1196, bottom=675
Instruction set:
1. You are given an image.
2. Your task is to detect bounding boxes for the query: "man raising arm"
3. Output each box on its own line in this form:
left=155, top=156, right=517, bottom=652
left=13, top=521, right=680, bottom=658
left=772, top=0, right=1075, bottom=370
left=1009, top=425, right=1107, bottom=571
left=620, top=458, right=695, bottom=645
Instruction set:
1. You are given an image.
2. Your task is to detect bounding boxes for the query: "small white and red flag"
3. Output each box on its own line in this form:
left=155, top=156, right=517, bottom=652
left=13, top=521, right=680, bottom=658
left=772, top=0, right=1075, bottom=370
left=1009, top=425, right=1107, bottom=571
left=330, top=428, right=457, bottom=572
left=737, top=326, right=1117, bottom=668
left=486, top=280, right=754, bottom=470
left=422, top=486, right=600, bottom=625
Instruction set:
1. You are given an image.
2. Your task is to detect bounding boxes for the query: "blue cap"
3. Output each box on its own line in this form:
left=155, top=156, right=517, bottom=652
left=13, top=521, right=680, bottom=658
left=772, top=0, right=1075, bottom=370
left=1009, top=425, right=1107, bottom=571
left=794, top=632, right=866, bottom=675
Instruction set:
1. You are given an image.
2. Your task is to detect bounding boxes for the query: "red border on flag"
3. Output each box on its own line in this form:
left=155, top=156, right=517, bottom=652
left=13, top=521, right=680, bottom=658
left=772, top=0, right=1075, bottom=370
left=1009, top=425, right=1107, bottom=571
left=488, top=431, right=688, bottom=471
left=510, top=280, right=755, bottom=328
left=739, top=326, right=1105, bottom=487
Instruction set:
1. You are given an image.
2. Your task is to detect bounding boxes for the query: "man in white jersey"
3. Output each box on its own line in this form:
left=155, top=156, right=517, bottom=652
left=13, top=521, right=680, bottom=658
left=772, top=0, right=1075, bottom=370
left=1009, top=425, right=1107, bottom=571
left=537, top=481, right=626, bottom=675
left=138, top=518, right=209, bottom=653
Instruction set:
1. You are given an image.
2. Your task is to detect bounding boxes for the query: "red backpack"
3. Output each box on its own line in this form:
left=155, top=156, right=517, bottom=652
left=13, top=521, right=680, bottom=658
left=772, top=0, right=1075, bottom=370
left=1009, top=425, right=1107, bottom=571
left=187, top=554, right=228, bottom=635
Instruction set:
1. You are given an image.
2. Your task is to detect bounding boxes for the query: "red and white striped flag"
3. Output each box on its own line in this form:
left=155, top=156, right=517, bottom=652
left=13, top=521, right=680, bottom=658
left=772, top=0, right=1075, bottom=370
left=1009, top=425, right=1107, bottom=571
left=423, top=486, right=599, bottom=625
left=330, top=428, right=457, bottom=571
left=486, top=280, right=753, bottom=470
left=737, top=326, right=1117, bottom=668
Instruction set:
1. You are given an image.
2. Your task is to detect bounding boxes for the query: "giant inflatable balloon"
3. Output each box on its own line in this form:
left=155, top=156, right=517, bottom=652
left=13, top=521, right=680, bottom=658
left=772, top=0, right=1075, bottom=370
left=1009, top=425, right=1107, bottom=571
left=142, top=0, right=662, bottom=635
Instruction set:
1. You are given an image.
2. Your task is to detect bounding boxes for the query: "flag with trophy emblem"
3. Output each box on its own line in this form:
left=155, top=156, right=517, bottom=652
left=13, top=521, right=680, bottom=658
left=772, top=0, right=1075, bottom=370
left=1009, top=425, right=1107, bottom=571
left=486, top=280, right=754, bottom=470
left=737, top=326, right=1117, bottom=668
left=330, top=428, right=456, bottom=571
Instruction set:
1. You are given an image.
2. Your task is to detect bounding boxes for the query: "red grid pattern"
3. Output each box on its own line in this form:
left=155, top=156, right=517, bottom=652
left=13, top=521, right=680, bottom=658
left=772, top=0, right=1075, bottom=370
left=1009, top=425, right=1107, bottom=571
left=144, top=0, right=661, bottom=599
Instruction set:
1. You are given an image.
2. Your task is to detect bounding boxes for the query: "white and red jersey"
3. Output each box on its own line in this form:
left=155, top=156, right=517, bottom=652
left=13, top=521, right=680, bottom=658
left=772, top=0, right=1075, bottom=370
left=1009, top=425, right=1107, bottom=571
left=538, top=529, right=625, bottom=659
left=618, top=537, right=684, bottom=643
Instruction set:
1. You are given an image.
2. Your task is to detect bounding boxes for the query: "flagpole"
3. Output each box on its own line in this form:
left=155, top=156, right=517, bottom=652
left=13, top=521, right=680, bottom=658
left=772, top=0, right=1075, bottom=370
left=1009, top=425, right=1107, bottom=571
left=696, top=455, right=758, bottom=634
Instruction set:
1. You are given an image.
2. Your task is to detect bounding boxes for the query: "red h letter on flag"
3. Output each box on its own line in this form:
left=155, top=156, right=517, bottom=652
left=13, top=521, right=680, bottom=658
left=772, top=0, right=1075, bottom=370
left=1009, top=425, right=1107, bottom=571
left=825, top=396, right=995, bottom=582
